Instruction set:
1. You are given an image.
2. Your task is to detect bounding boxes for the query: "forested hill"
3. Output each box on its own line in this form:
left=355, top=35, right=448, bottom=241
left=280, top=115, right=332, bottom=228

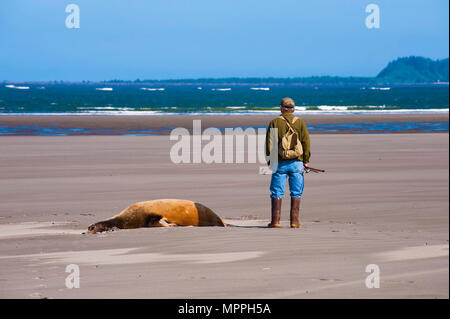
left=376, top=56, right=449, bottom=83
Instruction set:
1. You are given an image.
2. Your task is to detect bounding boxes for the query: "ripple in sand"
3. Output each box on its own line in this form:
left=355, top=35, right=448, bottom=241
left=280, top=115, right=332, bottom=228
left=0, top=248, right=265, bottom=265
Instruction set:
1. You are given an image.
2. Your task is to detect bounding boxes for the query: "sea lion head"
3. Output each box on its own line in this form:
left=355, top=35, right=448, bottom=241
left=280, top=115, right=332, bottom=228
left=87, top=221, right=112, bottom=234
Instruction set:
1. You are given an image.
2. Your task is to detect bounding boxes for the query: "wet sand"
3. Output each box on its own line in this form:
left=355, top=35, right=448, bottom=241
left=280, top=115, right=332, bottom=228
left=0, top=113, right=448, bottom=135
left=0, top=133, right=448, bottom=298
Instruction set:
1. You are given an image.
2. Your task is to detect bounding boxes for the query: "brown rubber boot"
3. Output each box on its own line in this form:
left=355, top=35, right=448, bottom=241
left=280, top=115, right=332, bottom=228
left=290, top=197, right=302, bottom=228
left=268, top=198, right=282, bottom=228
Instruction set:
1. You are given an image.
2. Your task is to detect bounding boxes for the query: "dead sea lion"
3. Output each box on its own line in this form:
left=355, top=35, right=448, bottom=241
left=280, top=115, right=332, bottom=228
left=87, top=199, right=225, bottom=234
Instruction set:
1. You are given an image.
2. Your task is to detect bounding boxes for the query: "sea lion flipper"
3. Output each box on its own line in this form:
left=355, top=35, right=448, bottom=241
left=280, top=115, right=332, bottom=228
left=158, top=217, right=177, bottom=227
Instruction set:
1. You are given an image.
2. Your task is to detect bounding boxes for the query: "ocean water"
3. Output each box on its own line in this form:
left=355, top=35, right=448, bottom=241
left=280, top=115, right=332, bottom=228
left=0, top=84, right=448, bottom=115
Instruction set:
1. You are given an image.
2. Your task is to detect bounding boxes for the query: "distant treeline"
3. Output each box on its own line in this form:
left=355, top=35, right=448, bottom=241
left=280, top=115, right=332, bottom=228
left=3, top=56, right=448, bottom=86
left=104, top=56, right=449, bottom=85
left=106, top=76, right=373, bottom=85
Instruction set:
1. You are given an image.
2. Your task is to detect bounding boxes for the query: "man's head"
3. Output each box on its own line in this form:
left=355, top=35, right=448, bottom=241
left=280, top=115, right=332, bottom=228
left=280, top=97, right=295, bottom=113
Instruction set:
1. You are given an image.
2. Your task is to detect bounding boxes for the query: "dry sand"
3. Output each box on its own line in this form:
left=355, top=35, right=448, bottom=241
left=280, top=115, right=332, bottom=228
left=0, top=131, right=448, bottom=298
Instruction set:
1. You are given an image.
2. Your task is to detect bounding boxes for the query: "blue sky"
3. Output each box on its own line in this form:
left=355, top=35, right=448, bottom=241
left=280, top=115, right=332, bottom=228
left=0, top=0, right=448, bottom=81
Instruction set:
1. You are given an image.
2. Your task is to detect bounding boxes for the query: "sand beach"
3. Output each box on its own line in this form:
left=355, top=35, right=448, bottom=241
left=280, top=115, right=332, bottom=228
left=0, top=114, right=448, bottom=298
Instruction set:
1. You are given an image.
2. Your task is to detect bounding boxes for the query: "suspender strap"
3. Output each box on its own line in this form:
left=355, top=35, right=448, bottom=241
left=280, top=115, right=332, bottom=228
left=279, top=116, right=298, bottom=132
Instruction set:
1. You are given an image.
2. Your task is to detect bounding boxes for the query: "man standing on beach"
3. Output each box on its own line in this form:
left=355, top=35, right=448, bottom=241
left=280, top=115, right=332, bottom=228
left=265, top=97, right=311, bottom=228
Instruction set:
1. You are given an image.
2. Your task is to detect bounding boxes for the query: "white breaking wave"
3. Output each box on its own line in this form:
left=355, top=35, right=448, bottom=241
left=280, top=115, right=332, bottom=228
left=318, top=106, right=348, bottom=111
left=5, top=85, right=30, bottom=90
left=369, top=87, right=391, bottom=90
left=76, top=106, right=135, bottom=111
left=141, top=88, right=165, bottom=91
left=78, top=110, right=161, bottom=115
left=96, top=87, right=113, bottom=91
left=212, top=88, right=232, bottom=91
left=2, top=108, right=448, bottom=117
left=0, top=111, right=164, bottom=116
left=250, top=87, right=270, bottom=91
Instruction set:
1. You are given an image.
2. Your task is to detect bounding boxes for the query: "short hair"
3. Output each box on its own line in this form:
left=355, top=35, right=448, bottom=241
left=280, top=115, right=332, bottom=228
left=280, top=97, right=295, bottom=108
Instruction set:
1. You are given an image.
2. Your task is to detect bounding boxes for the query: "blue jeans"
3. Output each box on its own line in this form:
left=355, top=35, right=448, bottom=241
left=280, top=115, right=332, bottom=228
left=270, top=160, right=304, bottom=198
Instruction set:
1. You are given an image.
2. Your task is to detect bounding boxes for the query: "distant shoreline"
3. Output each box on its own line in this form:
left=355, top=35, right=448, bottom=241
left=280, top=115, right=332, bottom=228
left=1, top=81, right=449, bottom=87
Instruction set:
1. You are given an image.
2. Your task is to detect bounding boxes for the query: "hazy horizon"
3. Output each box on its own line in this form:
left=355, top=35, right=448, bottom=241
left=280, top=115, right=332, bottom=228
left=1, top=0, right=448, bottom=81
